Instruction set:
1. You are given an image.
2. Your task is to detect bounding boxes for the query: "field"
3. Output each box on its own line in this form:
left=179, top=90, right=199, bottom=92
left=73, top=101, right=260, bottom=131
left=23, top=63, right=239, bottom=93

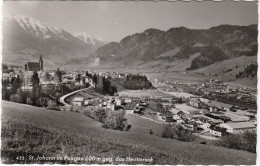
left=1, top=101, right=256, bottom=164
left=118, top=90, right=173, bottom=98
left=144, top=72, right=212, bottom=83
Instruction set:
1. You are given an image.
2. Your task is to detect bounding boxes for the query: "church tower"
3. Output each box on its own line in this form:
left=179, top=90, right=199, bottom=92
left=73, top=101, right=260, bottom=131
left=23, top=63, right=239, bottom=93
left=39, top=55, right=43, bottom=70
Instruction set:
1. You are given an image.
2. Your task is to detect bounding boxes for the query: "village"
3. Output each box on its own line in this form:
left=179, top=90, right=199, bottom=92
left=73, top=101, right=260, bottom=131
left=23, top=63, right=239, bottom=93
left=2, top=57, right=257, bottom=140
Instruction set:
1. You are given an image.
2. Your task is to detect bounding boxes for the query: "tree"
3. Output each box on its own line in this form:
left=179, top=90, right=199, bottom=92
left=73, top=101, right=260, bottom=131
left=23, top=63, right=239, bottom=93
left=31, top=71, right=40, bottom=88
left=104, top=111, right=127, bottom=131
left=162, top=124, right=196, bottom=142
left=43, top=71, right=51, bottom=82
left=215, top=131, right=256, bottom=153
left=31, top=71, right=40, bottom=105
left=55, top=68, right=62, bottom=84
left=93, top=74, right=97, bottom=84
left=11, top=75, right=22, bottom=94
left=75, top=74, right=81, bottom=83
left=16, top=88, right=24, bottom=103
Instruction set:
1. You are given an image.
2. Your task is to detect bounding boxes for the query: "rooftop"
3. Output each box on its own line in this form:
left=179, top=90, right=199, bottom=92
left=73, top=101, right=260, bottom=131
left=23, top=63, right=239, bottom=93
left=73, top=97, right=84, bottom=102
left=224, top=122, right=256, bottom=129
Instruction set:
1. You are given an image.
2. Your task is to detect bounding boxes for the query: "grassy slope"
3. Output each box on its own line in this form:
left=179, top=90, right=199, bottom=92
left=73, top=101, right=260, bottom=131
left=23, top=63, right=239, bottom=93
left=1, top=101, right=256, bottom=164
left=195, top=56, right=257, bottom=86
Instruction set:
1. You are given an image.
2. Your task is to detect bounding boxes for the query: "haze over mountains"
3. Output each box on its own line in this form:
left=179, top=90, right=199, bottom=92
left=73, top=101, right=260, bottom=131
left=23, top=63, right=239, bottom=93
left=2, top=15, right=107, bottom=67
left=95, top=25, right=257, bottom=70
left=3, top=15, right=257, bottom=79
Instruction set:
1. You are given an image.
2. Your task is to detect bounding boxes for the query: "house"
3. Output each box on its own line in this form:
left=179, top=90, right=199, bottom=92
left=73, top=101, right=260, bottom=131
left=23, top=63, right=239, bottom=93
left=125, top=109, right=134, bottom=114
left=219, top=122, right=256, bottom=133
left=170, top=108, right=181, bottom=115
left=73, top=97, right=84, bottom=107
left=115, top=105, right=124, bottom=111
left=165, top=116, right=174, bottom=122
left=115, top=98, right=122, bottom=106
left=107, top=101, right=116, bottom=111
left=84, top=99, right=93, bottom=106
left=209, top=125, right=227, bottom=137
left=229, top=105, right=237, bottom=112
left=173, top=115, right=181, bottom=120
left=205, top=113, right=231, bottom=123
left=189, top=97, right=202, bottom=109
left=125, top=98, right=132, bottom=103
left=199, top=122, right=211, bottom=130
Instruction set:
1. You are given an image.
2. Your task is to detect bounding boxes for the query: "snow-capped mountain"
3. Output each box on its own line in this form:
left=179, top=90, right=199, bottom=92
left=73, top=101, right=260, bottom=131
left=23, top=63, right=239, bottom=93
left=75, top=32, right=107, bottom=49
left=2, top=15, right=101, bottom=66
left=4, top=15, right=68, bottom=40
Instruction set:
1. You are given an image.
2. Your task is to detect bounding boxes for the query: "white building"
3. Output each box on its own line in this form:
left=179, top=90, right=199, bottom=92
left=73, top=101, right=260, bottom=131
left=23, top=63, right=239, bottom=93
left=219, top=122, right=256, bottom=134
left=73, top=97, right=84, bottom=107
left=209, top=125, right=226, bottom=137
left=115, top=99, right=122, bottom=106
left=199, top=123, right=211, bottom=130
left=125, top=98, right=132, bottom=103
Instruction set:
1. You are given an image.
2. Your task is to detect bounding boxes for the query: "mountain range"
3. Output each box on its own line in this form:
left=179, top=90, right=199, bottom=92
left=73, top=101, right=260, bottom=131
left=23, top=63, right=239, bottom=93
left=3, top=15, right=257, bottom=75
left=2, top=15, right=107, bottom=67
left=95, top=25, right=257, bottom=70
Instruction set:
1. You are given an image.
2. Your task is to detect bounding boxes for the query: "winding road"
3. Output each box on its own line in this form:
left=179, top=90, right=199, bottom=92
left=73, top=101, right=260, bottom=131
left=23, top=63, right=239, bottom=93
left=59, top=85, right=93, bottom=106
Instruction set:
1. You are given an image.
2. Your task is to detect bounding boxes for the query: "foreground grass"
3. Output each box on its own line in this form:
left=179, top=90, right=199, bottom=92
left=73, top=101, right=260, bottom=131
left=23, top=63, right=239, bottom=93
left=1, top=120, right=177, bottom=164
left=1, top=101, right=256, bottom=165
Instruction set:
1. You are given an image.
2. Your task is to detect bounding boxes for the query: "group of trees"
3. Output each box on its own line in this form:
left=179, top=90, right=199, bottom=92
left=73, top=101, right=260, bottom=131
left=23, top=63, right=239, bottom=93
left=85, top=71, right=153, bottom=94
left=236, top=63, right=257, bottom=79
left=112, top=74, right=153, bottom=90
left=2, top=75, right=22, bottom=101
left=80, top=107, right=130, bottom=131
left=55, top=68, right=62, bottom=84
left=85, top=71, right=117, bottom=96
left=215, top=131, right=256, bottom=153
left=101, top=78, right=118, bottom=96
left=162, top=124, right=196, bottom=142
left=2, top=71, right=56, bottom=107
left=2, top=64, right=14, bottom=73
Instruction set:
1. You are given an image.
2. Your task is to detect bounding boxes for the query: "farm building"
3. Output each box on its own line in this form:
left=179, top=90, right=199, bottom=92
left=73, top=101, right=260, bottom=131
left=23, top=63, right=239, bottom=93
left=209, top=125, right=227, bottom=137
left=124, top=98, right=132, bottom=103
left=189, top=97, right=202, bottom=109
left=73, top=97, right=84, bottom=107
left=219, top=122, right=256, bottom=134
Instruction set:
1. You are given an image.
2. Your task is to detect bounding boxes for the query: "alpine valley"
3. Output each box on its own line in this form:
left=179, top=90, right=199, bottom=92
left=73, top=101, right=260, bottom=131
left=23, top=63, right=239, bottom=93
left=3, top=15, right=257, bottom=85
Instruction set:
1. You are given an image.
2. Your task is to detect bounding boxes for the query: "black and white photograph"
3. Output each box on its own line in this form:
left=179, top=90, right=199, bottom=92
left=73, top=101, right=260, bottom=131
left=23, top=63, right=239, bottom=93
left=1, top=0, right=258, bottom=165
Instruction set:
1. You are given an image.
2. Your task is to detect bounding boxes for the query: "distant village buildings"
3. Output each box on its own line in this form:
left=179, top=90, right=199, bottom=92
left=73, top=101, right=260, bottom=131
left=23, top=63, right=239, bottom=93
left=24, top=55, right=44, bottom=88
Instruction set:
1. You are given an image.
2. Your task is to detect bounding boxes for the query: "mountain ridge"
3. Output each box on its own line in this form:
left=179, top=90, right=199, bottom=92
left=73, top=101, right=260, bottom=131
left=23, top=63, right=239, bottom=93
left=94, top=24, right=257, bottom=70
left=2, top=15, right=106, bottom=67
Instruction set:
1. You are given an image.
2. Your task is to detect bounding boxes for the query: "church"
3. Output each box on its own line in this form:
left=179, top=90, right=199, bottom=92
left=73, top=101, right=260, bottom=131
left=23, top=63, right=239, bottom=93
left=24, top=55, right=43, bottom=72
left=24, top=55, right=43, bottom=88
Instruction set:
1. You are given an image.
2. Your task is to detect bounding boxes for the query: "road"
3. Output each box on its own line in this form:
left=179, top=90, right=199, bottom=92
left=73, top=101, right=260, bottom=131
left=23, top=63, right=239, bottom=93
left=59, top=85, right=93, bottom=106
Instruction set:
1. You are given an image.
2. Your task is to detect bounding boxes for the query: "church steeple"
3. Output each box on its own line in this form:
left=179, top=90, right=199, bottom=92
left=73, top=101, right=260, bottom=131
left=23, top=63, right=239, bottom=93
left=39, top=55, right=43, bottom=70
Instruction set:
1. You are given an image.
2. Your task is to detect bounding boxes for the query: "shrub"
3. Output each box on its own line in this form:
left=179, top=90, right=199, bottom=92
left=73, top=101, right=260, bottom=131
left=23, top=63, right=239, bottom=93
left=10, top=94, right=18, bottom=102
left=162, top=124, right=175, bottom=139
left=26, top=97, right=32, bottom=105
left=215, top=131, right=256, bottom=153
left=104, top=111, right=127, bottom=131
left=47, top=100, right=57, bottom=108
left=91, top=108, right=107, bottom=122
left=82, top=107, right=92, bottom=117
left=150, top=129, right=153, bottom=135
left=72, top=107, right=81, bottom=113
left=2, top=89, right=11, bottom=101
left=162, top=124, right=195, bottom=142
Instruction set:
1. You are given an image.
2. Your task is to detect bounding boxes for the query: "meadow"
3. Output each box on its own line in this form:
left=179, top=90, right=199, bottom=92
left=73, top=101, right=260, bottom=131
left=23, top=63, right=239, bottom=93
left=1, top=101, right=256, bottom=164
left=118, top=90, right=173, bottom=98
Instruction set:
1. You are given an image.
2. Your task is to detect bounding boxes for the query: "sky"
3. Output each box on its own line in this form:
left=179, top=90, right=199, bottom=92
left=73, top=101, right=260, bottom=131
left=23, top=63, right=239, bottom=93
left=3, top=1, right=258, bottom=42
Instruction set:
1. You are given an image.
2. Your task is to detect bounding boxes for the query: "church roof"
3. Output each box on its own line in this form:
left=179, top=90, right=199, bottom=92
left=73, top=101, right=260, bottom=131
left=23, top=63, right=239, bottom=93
left=26, top=62, right=40, bottom=71
left=27, top=62, right=40, bottom=67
